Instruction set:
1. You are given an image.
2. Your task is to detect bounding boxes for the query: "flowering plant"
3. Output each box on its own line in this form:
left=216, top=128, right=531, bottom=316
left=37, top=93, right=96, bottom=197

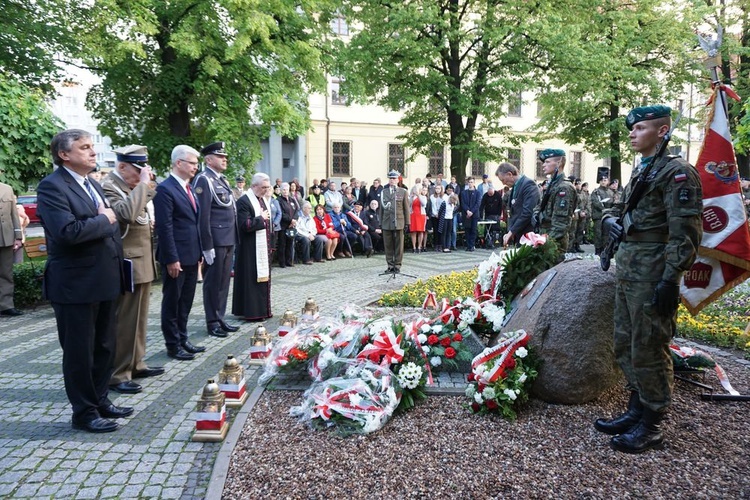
left=438, top=297, right=506, bottom=343
left=412, top=318, right=473, bottom=372
left=291, top=358, right=400, bottom=436
left=465, top=329, right=538, bottom=420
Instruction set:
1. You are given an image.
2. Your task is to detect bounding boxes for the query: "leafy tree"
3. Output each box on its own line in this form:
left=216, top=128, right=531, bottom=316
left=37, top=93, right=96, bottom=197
left=0, top=0, right=81, bottom=94
left=0, top=75, right=63, bottom=192
left=532, top=0, right=704, bottom=181
left=335, top=0, right=581, bottom=184
left=80, top=0, right=336, bottom=174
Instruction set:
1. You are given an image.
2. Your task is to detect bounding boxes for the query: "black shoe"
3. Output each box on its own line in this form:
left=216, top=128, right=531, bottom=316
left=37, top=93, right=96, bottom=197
left=0, top=308, right=23, bottom=316
left=72, top=417, right=119, bottom=433
left=167, top=347, right=195, bottom=360
left=109, top=381, right=142, bottom=394
left=610, top=408, right=665, bottom=454
left=393, top=268, right=401, bottom=274
left=99, top=404, right=134, bottom=418
left=385, top=267, right=394, bottom=273
left=132, top=367, right=165, bottom=378
left=595, top=391, right=642, bottom=435
left=220, top=321, right=240, bottom=333
left=182, top=340, right=207, bottom=353
left=207, top=326, right=228, bottom=338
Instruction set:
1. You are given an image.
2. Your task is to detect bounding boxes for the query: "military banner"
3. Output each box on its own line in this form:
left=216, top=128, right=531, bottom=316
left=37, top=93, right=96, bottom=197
left=681, top=84, right=750, bottom=315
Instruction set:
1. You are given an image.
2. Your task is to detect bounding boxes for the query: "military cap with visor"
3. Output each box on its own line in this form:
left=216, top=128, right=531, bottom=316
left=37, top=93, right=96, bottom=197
left=113, top=145, right=148, bottom=169
left=200, top=141, right=228, bottom=157
left=538, top=149, right=566, bottom=161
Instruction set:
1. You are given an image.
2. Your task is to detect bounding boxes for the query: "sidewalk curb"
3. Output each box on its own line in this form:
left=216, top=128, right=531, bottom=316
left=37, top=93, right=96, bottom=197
left=205, top=385, right=266, bottom=499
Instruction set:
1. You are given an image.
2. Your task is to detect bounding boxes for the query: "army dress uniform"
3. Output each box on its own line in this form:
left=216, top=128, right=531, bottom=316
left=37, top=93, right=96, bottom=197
left=379, top=170, right=410, bottom=272
left=193, top=142, right=238, bottom=337
left=535, top=172, right=576, bottom=255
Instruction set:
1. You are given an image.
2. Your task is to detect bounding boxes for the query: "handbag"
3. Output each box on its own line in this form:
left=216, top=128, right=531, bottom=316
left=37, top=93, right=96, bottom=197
left=326, top=227, right=338, bottom=239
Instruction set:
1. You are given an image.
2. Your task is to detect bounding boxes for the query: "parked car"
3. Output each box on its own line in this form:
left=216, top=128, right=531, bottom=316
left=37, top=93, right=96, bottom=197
left=17, top=195, right=39, bottom=223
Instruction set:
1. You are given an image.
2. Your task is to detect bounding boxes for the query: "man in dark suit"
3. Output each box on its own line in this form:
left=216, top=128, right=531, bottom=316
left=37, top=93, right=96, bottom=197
left=193, top=141, right=239, bottom=338
left=37, top=129, right=130, bottom=433
left=154, top=145, right=205, bottom=361
left=460, top=176, right=481, bottom=251
left=496, top=162, right=541, bottom=246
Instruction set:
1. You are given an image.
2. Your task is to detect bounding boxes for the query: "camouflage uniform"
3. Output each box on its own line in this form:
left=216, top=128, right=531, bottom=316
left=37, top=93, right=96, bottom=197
left=534, top=173, right=576, bottom=256
left=590, top=185, right=615, bottom=253
left=610, top=156, right=702, bottom=412
left=575, top=188, right=591, bottom=247
left=566, top=188, right=579, bottom=251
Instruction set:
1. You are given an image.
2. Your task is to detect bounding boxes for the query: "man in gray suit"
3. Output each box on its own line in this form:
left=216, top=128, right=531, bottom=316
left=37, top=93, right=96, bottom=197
left=378, top=170, right=410, bottom=273
left=0, top=180, right=23, bottom=316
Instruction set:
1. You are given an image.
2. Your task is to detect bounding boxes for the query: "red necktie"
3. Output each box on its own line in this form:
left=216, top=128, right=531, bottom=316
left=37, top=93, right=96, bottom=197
left=186, top=184, right=196, bottom=211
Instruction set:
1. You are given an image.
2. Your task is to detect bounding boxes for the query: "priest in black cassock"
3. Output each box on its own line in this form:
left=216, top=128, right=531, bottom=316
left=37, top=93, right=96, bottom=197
left=232, top=172, right=273, bottom=321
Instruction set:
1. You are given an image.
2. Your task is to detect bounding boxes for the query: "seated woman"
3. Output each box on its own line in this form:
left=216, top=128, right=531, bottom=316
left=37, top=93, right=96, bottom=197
left=313, top=204, right=337, bottom=261
left=330, top=203, right=355, bottom=257
left=296, top=201, right=325, bottom=263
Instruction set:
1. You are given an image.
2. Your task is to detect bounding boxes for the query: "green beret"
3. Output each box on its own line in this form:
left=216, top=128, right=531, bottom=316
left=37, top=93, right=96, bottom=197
left=625, top=105, right=671, bottom=130
left=538, top=149, right=565, bottom=161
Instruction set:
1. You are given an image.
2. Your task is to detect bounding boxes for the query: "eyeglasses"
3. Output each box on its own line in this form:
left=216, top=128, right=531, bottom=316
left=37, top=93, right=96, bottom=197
left=180, top=159, right=199, bottom=166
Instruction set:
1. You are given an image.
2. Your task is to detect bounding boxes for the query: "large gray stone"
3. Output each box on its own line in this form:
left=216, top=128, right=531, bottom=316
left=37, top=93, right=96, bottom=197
left=494, top=258, right=623, bottom=404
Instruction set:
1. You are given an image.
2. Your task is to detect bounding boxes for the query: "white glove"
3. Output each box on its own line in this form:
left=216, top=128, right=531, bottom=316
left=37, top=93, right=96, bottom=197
left=203, top=248, right=216, bottom=266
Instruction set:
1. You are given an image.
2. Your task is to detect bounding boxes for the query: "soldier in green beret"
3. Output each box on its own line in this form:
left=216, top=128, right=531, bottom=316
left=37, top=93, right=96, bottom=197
left=594, top=105, right=703, bottom=454
left=531, top=149, right=576, bottom=259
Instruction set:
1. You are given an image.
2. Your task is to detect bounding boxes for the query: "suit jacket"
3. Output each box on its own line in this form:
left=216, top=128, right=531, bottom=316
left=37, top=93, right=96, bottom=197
left=36, top=168, right=123, bottom=303
left=102, top=173, right=157, bottom=285
left=193, top=168, right=237, bottom=249
left=154, top=175, right=201, bottom=266
left=460, top=188, right=481, bottom=215
left=378, top=185, right=410, bottom=230
left=507, top=175, right=540, bottom=237
left=0, top=183, right=21, bottom=247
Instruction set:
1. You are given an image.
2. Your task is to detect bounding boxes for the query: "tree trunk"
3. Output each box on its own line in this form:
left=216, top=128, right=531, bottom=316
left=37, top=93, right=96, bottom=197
left=609, top=103, right=622, bottom=181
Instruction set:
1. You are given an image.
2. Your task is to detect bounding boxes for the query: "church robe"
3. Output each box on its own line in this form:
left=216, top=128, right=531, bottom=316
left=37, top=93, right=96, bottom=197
left=232, top=194, right=272, bottom=320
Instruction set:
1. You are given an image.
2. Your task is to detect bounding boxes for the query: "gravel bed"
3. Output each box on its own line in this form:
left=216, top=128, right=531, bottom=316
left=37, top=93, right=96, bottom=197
left=223, top=356, right=750, bottom=499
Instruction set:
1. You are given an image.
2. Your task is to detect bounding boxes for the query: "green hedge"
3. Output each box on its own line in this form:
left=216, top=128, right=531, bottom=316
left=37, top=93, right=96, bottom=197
left=13, top=260, right=46, bottom=308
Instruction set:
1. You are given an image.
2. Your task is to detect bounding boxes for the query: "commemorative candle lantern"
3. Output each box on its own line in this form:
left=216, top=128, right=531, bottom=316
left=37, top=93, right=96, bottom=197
left=192, top=379, right=228, bottom=442
left=301, top=298, right=319, bottom=320
left=217, top=355, right=248, bottom=407
left=248, top=324, right=272, bottom=365
left=278, top=309, right=298, bottom=337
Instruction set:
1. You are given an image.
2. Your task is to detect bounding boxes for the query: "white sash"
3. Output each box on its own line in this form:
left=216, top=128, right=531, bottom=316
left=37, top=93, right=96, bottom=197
left=245, top=190, right=269, bottom=282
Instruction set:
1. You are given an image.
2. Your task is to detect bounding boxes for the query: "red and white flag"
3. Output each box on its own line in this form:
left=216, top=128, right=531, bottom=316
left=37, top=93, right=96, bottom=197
left=681, top=84, right=750, bottom=315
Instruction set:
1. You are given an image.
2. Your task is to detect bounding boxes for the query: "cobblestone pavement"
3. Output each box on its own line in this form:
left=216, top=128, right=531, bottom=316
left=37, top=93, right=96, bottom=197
left=0, top=247, right=497, bottom=499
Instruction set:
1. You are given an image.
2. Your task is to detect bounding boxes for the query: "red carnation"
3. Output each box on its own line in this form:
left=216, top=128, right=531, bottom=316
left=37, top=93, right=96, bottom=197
left=427, top=334, right=439, bottom=345
left=471, top=402, right=481, bottom=413
left=485, top=399, right=499, bottom=410
left=369, top=353, right=380, bottom=363
left=444, top=347, right=457, bottom=359
left=477, top=382, right=486, bottom=393
left=361, top=335, right=370, bottom=345
left=440, top=336, right=452, bottom=347
left=452, top=333, right=463, bottom=342
left=505, top=357, right=516, bottom=370
left=467, top=372, right=475, bottom=382
left=451, top=308, right=460, bottom=319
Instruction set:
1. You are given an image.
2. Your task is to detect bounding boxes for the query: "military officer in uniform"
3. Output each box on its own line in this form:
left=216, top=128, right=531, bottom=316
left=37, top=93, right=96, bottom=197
left=591, top=175, right=615, bottom=255
left=193, top=142, right=239, bottom=338
left=378, top=170, right=410, bottom=273
left=103, top=145, right=164, bottom=395
left=594, top=105, right=702, bottom=454
left=532, top=149, right=576, bottom=259
left=232, top=176, right=245, bottom=200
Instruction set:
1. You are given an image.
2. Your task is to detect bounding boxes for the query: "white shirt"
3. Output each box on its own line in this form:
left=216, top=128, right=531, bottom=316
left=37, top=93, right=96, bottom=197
left=64, top=167, right=104, bottom=207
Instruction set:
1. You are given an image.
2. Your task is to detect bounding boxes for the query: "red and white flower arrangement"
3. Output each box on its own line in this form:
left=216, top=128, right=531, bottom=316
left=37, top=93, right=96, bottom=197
left=465, top=329, right=539, bottom=420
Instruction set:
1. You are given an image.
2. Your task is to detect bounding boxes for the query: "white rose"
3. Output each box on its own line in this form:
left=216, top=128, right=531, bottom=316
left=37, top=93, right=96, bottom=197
left=430, top=356, right=442, bottom=367
left=349, top=393, right=363, bottom=407
left=421, top=324, right=432, bottom=333
left=482, top=387, right=496, bottom=400
left=418, top=333, right=428, bottom=344
left=422, top=345, right=430, bottom=354
left=504, top=388, right=517, bottom=401
left=474, top=392, right=484, bottom=404
left=518, top=373, right=527, bottom=384
left=516, top=347, right=528, bottom=359
left=432, top=324, right=443, bottom=333
left=465, top=385, right=476, bottom=397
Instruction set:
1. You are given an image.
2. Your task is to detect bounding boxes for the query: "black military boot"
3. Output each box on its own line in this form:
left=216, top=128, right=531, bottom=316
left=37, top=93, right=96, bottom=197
left=594, top=391, right=642, bottom=435
left=610, top=408, right=665, bottom=454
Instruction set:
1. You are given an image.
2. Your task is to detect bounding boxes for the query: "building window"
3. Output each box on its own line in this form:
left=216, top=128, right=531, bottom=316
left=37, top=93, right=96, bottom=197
left=668, top=145, right=683, bottom=157
left=471, top=159, right=485, bottom=177
left=331, top=78, right=347, bottom=105
left=507, top=148, right=521, bottom=169
left=535, top=149, right=545, bottom=179
left=569, top=151, right=582, bottom=179
left=536, top=100, right=545, bottom=118
left=388, top=143, right=404, bottom=172
left=330, top=15, right=348, bottom=36
left=331, top=141, right=351, bottom=176
left=508, top=92, right=522, bottom=117
left=283, top=158, right=291, bottom=169
left=429, top=146, right=444, bottom=176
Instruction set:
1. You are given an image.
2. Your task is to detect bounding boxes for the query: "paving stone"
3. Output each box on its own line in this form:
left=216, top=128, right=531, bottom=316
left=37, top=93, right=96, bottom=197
left=76, top=486, right=101, bottom=499
left=0, top=484, right=14, bottom=496
left=13, top=483, right=40, bottom=497
left=100, top=485, right=124, bottom=498
left=161, top=486, right=184, bottom=498
left=121, top=484, right=146, bottom=497
left=143, top=485, right=162, bottom=497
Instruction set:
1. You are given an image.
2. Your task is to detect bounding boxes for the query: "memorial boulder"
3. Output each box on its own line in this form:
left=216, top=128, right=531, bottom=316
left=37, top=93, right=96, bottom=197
left=495, top=258, right=622, bottom=404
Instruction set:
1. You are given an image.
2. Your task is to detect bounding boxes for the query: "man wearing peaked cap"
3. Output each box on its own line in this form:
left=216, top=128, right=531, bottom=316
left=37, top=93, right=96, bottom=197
left=532, top=148, right=576, bottom=260
left=103, top=145, right=164, bottom=395
left=379, top=170, right=410, bottom=273
left=193, top=141, right=239, bottom=338
left=232, top=176, right=245, bottom=201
